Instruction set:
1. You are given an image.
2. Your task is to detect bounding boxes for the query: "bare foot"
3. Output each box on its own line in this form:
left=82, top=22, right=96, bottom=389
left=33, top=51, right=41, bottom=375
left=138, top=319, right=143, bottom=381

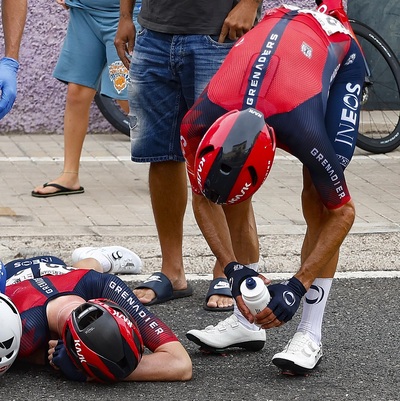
left=133, top=288, right=157, bottom=304
left=206, top=294, right=234, bottom=310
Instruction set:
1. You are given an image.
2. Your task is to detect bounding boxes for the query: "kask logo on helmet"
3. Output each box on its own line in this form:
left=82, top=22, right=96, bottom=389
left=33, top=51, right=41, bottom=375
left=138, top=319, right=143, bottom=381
left=227, top=182, right=252, bottom=204
left=196, top=156, right=206, bottom=189
left=194, top=108, right=276, bottom=205
left=74, top=339, right=87, bottom=363
left=112, top=309, right=134, bottom=329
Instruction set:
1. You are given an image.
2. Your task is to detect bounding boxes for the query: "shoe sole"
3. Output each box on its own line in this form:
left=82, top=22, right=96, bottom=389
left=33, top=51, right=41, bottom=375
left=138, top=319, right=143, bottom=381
left=186, top=333, right=265, bottom=353
left=272, top=356, right=323, bottom=375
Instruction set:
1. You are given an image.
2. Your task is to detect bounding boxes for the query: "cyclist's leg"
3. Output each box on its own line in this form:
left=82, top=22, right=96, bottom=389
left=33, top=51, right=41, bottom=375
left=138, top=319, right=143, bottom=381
left=186, top=35, right=257, bottom=310
left=325, top=39, right=366, bottom=167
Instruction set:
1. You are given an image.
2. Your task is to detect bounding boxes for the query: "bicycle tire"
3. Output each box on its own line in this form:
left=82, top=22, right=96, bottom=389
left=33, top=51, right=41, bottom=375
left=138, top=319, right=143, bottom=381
left=94, top=93, right=130, bottom=137
left=350, top=20, right=400, bottom=153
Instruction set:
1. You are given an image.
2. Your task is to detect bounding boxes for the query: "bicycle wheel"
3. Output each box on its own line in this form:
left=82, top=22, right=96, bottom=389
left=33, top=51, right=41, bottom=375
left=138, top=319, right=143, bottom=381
left=350, top=20, right=400, bottom=153
left=94, top=93, right=130, bottom=137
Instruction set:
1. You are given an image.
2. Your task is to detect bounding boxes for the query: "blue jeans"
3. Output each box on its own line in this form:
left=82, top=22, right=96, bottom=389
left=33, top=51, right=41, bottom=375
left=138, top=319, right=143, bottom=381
left=128, top=29, right=234, bottom=162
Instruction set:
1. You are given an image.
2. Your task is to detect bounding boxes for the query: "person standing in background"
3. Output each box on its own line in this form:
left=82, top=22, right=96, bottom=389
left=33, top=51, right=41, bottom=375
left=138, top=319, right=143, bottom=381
left=0, top=0, right=27, bottom=120
left=32, top=0, right=141, bottom=198
left=114, top=0, right=262, bottom=311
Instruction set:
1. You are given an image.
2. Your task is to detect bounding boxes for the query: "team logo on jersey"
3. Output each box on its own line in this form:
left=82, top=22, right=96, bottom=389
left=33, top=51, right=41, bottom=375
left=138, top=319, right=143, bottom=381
left=6, top=268, right=34, bottom=286
left=345, top=53, right=356, bottom=66
left=301, top=42, right=313, bottom=59
left=109, top=61, right=129, bottom=94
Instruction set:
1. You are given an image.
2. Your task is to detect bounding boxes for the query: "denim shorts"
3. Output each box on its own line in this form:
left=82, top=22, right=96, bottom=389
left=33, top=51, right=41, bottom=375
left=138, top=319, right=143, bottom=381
left=128, top=29, right=234, bottom=162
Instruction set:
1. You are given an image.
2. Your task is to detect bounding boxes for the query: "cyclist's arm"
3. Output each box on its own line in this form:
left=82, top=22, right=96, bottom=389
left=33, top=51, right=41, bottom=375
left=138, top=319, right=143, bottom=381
left=123, top=342, right=192, bottom=382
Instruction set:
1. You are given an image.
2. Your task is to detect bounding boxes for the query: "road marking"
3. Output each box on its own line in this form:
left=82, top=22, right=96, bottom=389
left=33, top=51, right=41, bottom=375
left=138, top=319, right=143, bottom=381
left=125, top=271, right=400, bottom=282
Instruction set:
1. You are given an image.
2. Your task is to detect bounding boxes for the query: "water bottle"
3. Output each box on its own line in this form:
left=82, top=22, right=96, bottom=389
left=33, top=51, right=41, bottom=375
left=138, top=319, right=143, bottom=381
left=240, top=276, right=271, bottom=316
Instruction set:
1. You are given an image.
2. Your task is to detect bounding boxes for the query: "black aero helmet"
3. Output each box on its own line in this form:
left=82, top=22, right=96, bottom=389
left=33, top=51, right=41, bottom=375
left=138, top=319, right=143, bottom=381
left=63, top=298, right=144, bottom=382
left=195, top=108, right=276, bottom=204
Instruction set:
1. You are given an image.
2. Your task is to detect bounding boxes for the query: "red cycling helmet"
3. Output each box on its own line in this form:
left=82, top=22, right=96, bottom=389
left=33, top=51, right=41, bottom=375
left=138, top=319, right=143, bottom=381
left=63, top=298, right=144, bottom=383
left=195, top=108, right=276, bottom=204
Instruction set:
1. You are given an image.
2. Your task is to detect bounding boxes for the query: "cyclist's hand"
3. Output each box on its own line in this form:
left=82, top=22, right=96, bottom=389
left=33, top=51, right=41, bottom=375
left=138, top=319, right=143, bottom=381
left=49, top=339, right=87, bottom=382
left=266, top=277, right=307, bottom=323
left=224, top=262, right=259, bottom=299
left=115, top=17, right=136, bottom=69
left=224, top=262, right=270, bottom=323
left=0, top=57, right=19, bottom=120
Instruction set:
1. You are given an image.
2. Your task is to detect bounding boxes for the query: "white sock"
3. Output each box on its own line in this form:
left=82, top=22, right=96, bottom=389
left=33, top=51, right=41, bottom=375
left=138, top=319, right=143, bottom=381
left=296, top=277, right=333, bottom=344
left=246, top=262, right=259, bottom=271
left=235, top=262, right=262, bottom=331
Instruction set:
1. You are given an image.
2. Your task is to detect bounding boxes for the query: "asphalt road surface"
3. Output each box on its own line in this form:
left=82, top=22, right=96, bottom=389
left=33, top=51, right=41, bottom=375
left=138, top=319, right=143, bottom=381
left=2, top=278, right=398, bottom=401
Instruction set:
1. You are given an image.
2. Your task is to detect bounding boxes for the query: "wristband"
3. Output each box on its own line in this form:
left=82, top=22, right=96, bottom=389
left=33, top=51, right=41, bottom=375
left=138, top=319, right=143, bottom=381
left=286, top=276, right=307, bottom=298
left=224, top=262, right=258, bottom=298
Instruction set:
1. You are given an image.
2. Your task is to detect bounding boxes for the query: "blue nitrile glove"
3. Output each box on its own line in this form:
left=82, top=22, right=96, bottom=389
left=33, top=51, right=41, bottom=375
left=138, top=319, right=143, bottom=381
left=52, top=339, right=87, bottom=382
left=0, top=260, right=6, bottom=293
left=224, top=261, right=258, bottom=299
left=0, top=57, right=19, bottom=120
left=267, top=277, right=307, bottom=322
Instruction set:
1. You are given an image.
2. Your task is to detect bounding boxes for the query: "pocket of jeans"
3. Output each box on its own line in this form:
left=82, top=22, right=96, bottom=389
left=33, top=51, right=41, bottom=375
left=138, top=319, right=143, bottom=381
left=136, top=27, right=147, bottom=38
left=208, top=35, right=236, bottom=45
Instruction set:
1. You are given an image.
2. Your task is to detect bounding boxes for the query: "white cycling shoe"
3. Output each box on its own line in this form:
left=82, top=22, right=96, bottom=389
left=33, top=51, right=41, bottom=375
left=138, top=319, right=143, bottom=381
left=186, top=314, right=266, bottom=353
left=272, top=331, right=323, bottom=375
left=72, top=246, right=142, bottom=274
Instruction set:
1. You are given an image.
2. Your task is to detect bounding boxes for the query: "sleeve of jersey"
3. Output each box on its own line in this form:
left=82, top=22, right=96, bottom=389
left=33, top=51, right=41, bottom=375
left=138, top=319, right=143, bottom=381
left=84, top=273, right=179, bottom=352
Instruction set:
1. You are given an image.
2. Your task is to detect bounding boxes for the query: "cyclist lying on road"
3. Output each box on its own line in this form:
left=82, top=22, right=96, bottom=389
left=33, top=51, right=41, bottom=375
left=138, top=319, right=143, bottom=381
left=0, top=246, right=192, bottom=382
